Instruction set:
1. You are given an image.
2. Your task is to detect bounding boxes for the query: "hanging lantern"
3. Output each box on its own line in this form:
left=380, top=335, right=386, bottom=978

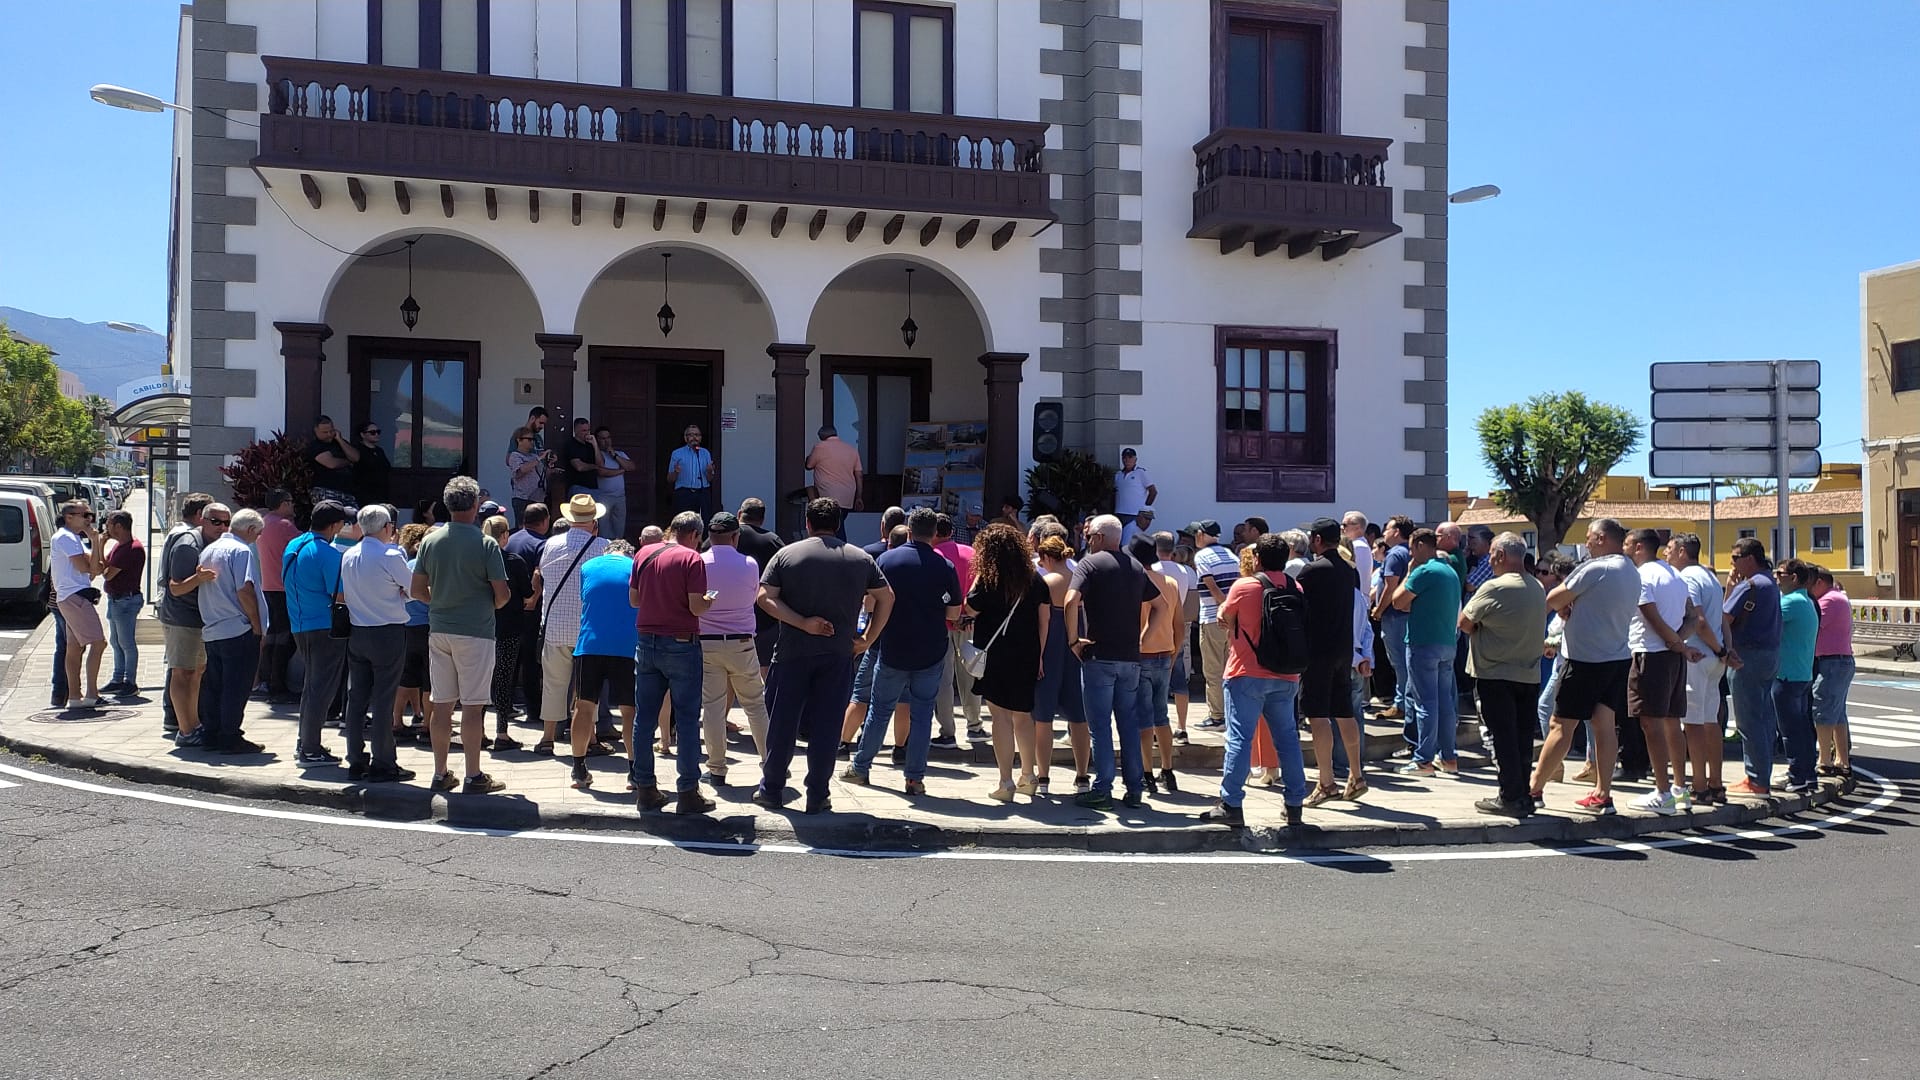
left=900, top=267, right=918, bottom=349
left=399, top=237, right=421, bottom=331
left=657, top=251, right=676, bottom=336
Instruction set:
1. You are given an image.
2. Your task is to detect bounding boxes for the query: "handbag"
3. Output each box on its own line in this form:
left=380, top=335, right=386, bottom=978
left=958, top=595, right=1022, bottom=680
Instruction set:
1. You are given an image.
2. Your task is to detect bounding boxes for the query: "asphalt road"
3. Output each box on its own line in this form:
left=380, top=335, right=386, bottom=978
left=2, top=676, right=1918, bottom=1079
left=0, top=606, right=45, bottom=702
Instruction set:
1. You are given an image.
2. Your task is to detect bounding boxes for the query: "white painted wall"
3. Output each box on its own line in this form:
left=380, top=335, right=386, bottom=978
left=1133, top=1, right=1429, bottom=527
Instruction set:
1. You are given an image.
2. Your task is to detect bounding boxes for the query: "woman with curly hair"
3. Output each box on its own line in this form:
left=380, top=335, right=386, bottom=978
left=966, top=523, right=1052, bottom=801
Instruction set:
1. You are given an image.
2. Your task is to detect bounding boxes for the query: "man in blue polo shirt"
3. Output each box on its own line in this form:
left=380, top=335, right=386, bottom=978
left=843, top=507, right=960, bottom=793
left=284, top=501, right=355, bottom=768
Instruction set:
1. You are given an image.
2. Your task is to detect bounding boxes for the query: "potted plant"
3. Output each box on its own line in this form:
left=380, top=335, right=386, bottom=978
left=220, top=431, right=314, bottom=513
left=1024, top=449, right=1114, bottom=534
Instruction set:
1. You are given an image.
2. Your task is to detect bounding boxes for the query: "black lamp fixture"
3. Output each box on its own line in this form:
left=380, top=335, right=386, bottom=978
left=656, top=251, right=676, bottom=336
left=399, top=237, right=421, bottom=332
left=899, top=267, right=918, bottom=349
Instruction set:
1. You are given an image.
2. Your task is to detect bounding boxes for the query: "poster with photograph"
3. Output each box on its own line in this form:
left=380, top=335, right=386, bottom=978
left=901, top=419, right=988, bottom=512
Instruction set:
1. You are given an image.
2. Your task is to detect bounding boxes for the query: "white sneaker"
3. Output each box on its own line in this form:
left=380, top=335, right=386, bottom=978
left=1631, top=788, right=1678, bottom=816
left=1673, top=787, right=1694, bottom=812
left=66, top=697, right=101, bottom=709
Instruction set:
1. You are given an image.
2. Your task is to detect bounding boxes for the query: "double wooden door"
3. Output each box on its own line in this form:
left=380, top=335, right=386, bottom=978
left=588, top=347, right=721, bottom=539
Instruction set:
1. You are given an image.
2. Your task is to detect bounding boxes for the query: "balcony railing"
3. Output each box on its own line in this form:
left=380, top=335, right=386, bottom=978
left=255, top=57, right=1051, bottom=221
left=1188, top=128, right=1398, bottom=258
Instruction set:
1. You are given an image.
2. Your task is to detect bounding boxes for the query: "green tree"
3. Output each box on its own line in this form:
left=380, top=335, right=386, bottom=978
left=1729, top=479, right=1811, bottom=496
left=0, top=322, right=111, bottom=473
left=1476, top=391, right=1642, bottom=550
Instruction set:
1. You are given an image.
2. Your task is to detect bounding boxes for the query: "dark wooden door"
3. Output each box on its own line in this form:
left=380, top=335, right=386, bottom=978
left=588, top=347, right=721, bottom=540
left=1899, top=504, right=1919, bottom=601
left=348, top=336, right=481, bottom=516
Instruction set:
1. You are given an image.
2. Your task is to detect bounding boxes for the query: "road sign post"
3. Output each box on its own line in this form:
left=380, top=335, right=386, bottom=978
left=1649, top=359, right=1822, bottom=562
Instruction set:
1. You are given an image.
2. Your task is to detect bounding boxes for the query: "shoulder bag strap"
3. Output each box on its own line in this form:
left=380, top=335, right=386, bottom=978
left=982, top=591, right=1023, bottom=651
left=541, top=538, right=599, bottom=630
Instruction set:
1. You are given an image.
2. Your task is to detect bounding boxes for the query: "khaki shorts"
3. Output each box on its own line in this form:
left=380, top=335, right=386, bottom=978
left=428, top=632, right=497, bottom=706
left=164, top=623, right=207, bottom=669
left=56, top=594, right=105, bottom=646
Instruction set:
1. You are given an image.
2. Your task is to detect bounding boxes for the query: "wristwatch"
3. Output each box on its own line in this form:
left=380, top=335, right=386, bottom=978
left=1713, top=647, right=1727, bottom=659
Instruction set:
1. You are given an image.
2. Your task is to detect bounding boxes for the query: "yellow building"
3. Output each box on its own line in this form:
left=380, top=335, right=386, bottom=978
left=1863, top=260, right=1920, bottom=599
left=1457, top=467, right=1866, bottom=582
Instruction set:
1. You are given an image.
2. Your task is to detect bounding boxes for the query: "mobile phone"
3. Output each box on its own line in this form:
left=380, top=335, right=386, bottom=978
left=703, top=590, right=720, bottom=601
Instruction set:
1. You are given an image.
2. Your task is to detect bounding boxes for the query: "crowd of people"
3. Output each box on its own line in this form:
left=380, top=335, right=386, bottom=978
left=39, top=434, right=1861, bottom=829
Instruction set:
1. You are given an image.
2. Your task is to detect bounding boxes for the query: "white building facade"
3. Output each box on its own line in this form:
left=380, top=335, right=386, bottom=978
left=171, top=0, right=1449, bottom=537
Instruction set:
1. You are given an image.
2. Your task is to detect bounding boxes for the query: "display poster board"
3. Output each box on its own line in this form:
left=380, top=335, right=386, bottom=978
left=902, top=420, right=988, bottom=513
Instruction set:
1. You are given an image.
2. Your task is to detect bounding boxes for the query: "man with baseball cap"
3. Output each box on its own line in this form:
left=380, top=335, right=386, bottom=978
left=1121, top=506, right=1156, bottom=548
left=1114, top=448, right=1156, bottom=519
left=1189, top=519, right=1237, bottom=730
left=531, top=493, right=609, bottom=755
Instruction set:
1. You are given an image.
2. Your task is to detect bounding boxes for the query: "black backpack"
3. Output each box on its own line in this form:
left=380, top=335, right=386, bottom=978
left=1241, top=571, right=1311, bottom=676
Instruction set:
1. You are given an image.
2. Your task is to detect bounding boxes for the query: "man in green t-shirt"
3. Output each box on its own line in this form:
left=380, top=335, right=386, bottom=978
left=412, top=476, right=510, bottom=796
left=1390, top=528, right=1462, bottom=776
left=1459, top=532, right=1547, bottom=815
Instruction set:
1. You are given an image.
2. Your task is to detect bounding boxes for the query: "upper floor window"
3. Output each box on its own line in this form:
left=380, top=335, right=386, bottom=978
left=625, top=0, right=732, bottom=95
left=1849, top=524, right=1864, bottom=568
left=855, top=1, right=953, bottom=114
left=369, top=0, right=489, bottom=74
left=1811, top=524, right=1833, bottom=552
left=1213, top=2, right=1336, bottom=133
left=1218, top=328, right=1334, bottom=501
left=1893, top=339, right=1920, bottom=394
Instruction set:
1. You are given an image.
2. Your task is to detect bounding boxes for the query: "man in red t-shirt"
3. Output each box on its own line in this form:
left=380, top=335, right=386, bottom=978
left=628, top=510, right=713, bottom=815
left=1200, top=532, right=1309, bottom=828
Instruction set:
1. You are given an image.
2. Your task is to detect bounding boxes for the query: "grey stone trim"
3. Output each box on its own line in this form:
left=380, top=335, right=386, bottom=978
left=185, top=0, right=261, bottom=503
left=1038, top=0, right=1146, bottom=462
left=1401, top=0, right=1449, bottom=523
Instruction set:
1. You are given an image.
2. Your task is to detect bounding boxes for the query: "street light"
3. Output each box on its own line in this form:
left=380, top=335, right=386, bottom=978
left=89, top=83, right=189, bottom=114
left=1449, top=184, right=1502, bottom=205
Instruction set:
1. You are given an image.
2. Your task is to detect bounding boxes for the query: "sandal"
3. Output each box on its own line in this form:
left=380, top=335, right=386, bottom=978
left=533, top=740, right=555, bottom=756
left=1014, top=775, right=1039, bottom=796
left=1303, top=784, right=1339, bottom=809
left=988, top=783, right=1016, bottom=803
left=490, top=734, right=523, bottom=752
left=1342, top=778, right=1369, bottom=801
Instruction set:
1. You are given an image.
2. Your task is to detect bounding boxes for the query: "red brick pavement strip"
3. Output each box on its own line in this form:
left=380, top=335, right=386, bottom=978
left=0, top=615, right=1846, bottom=853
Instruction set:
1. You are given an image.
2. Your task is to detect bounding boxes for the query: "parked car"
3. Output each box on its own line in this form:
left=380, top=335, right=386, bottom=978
left=0, top=490, right=50, bottom=608
left=11, top=476, right=104, bottom=516
left=0, top=480, right=58, bottom=547
left=107, top=476, right=131, bottom=500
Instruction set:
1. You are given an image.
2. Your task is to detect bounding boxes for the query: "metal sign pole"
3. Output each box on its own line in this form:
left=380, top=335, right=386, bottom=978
left=1774, top=359, right=1791, bottom=558
left=1707, top=475, right=1717, bottom=569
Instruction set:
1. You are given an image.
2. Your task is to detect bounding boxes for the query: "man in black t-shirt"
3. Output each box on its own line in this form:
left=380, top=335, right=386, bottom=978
left=735, top=498, right=785, bottom=673
left=563, top=417, right=600, bottom=495
left=1065, top=514, right=1168, bottom=809
left=306, top=415, right=360, bottom=506
left=1295, top=517, right=1365, bottom=804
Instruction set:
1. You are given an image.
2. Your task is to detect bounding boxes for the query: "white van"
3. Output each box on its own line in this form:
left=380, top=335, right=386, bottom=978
left=0, top=490, right=50, bottom=608
left=0, top=480, right=58, bottom=544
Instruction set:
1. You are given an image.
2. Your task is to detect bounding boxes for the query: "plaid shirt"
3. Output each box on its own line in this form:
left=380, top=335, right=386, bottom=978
left=536, top=528, right=608, bottom=649
left=1465, top=553, right=1495, bottom=592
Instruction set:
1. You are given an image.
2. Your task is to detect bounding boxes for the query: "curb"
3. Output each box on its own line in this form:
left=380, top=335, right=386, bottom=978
left=0, top=723, right=1853, bottom=854
left=1853, top=658, right=1918, bottom=679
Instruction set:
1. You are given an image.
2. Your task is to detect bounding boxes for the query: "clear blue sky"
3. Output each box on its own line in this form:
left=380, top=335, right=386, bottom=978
left=3, top=1, right=1916, bottom=494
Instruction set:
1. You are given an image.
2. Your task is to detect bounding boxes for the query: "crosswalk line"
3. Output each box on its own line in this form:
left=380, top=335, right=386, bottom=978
left=0, top=631, right=25, bottom=639
left=1848, top=735, right=1910, bottom=748
left=1850, top=702, right=1906, bottom=712
left=0, top=778, right=16, bottom=789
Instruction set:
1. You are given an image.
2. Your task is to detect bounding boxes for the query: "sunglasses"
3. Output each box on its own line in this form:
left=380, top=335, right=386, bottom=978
left=362, top=429, right=380, bottom=436
left=205, top=517, right=231, bottom=527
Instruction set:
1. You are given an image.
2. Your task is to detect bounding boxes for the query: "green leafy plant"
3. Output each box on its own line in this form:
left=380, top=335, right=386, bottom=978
left=1024, top=449, right=1115, bottom=533
left=220, top=431, right=313, bottom=511
left=1476, top=391, right=1642, bottom=548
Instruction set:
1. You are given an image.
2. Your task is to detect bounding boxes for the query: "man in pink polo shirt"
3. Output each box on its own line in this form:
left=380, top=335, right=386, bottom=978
left=697, top=511, right=769, bottom=785
left=931, top=512, right=982, bottom=745
left=805, top=426, right=863, bottom=537
left=254, top=489, right=301, bottom=704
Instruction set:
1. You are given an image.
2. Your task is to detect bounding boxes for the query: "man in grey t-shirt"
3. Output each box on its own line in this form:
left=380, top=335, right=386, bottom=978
left=754, top=498, right=893, bottom=814
left=196, top=507, right=265, bottom=754
left=1529, top=518, right=1643, bottom=815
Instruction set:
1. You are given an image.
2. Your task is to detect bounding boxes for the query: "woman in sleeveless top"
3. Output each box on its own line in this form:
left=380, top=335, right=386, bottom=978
left=1032, top=535, right=1089, bottom=795
left=966, top=525, right=1052, bottom=802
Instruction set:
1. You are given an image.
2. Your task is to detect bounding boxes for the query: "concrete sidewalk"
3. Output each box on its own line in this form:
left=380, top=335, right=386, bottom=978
left=0, top=613, right=1847, bottom=853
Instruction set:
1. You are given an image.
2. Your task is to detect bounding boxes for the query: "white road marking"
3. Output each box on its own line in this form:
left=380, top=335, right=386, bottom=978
left=1850, top=702, right=1906, bottom=712
left=0, top=760, right=1901, bottom=867
left=0, top=655, right=13, bottom=662
left=1848, top=735, right=1910, bottom=748
left=0, top=631, right=27, bottom=639
left=1847, top=718, right=1920, bottom=734
left=0, top=778, right=16, bottom=789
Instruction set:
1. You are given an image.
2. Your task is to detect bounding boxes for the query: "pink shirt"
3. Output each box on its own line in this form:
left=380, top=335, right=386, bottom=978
left=934, top=539, right=973, bottom=630
left=256, top=512, right=299, bottom=591
left=1814, top=589, right=1853, bottom=657
left=806, top=437, right=862, bottom=507
left=698, top=544, right=760, bottom=636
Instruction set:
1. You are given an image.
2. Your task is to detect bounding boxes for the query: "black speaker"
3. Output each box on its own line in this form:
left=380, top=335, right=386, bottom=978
left=1031, top=400, right=1064, bottom=464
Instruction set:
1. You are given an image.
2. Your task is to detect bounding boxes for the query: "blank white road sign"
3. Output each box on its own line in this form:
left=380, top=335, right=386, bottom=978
left=1650, top=389, right=1821, bottom=420
left=1648, top=360, right=1821, bottom=391
left=1651, top=420, right=1821, bottom=450
left=1649, top=449, right=1823, bottom=479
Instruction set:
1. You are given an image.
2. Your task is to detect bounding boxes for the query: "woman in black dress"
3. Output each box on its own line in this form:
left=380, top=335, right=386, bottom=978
left=966, top=523, right=1051, bottom=802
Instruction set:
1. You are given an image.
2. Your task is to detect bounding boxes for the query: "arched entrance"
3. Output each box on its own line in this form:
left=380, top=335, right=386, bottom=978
left=319, top=233, right=543, bottom=513
left=803, top=257, right=1002, bottom=540
left=574, top=245, right=777, bottom=537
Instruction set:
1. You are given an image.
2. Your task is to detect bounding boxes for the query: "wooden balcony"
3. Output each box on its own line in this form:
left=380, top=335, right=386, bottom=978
left=1187, top=128, right=1399, bottom=260
left=253, top=57, right=1052, bottom=240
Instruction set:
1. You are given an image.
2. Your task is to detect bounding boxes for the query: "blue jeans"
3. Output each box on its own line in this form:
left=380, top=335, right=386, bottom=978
left=1728, top=646, right=1779, bottom=786
left=51, top=602, right=69, bottom=703
left=1772, top=679, right=1817, bottom=789
left=106, top=593, right=142, bottom=685
left=1407, top=641, right=1458, bottom=765
left=1133, top=655, right=1173, bottom=730
left=851, top=647, right=878, bottom=705
left=853, top=661, right=942, bottom=781
left=632, top=635, right=704, bottom=792
left=1221, top=675, right=1306, bottom=806
left=1380, top=611, right=1412, bottom=718
left=1082, top=659, right=1145, bottom=796
left=1537, top=653, right=1565, bottom=739
left=1811, top=656, right=1855, bottom=729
